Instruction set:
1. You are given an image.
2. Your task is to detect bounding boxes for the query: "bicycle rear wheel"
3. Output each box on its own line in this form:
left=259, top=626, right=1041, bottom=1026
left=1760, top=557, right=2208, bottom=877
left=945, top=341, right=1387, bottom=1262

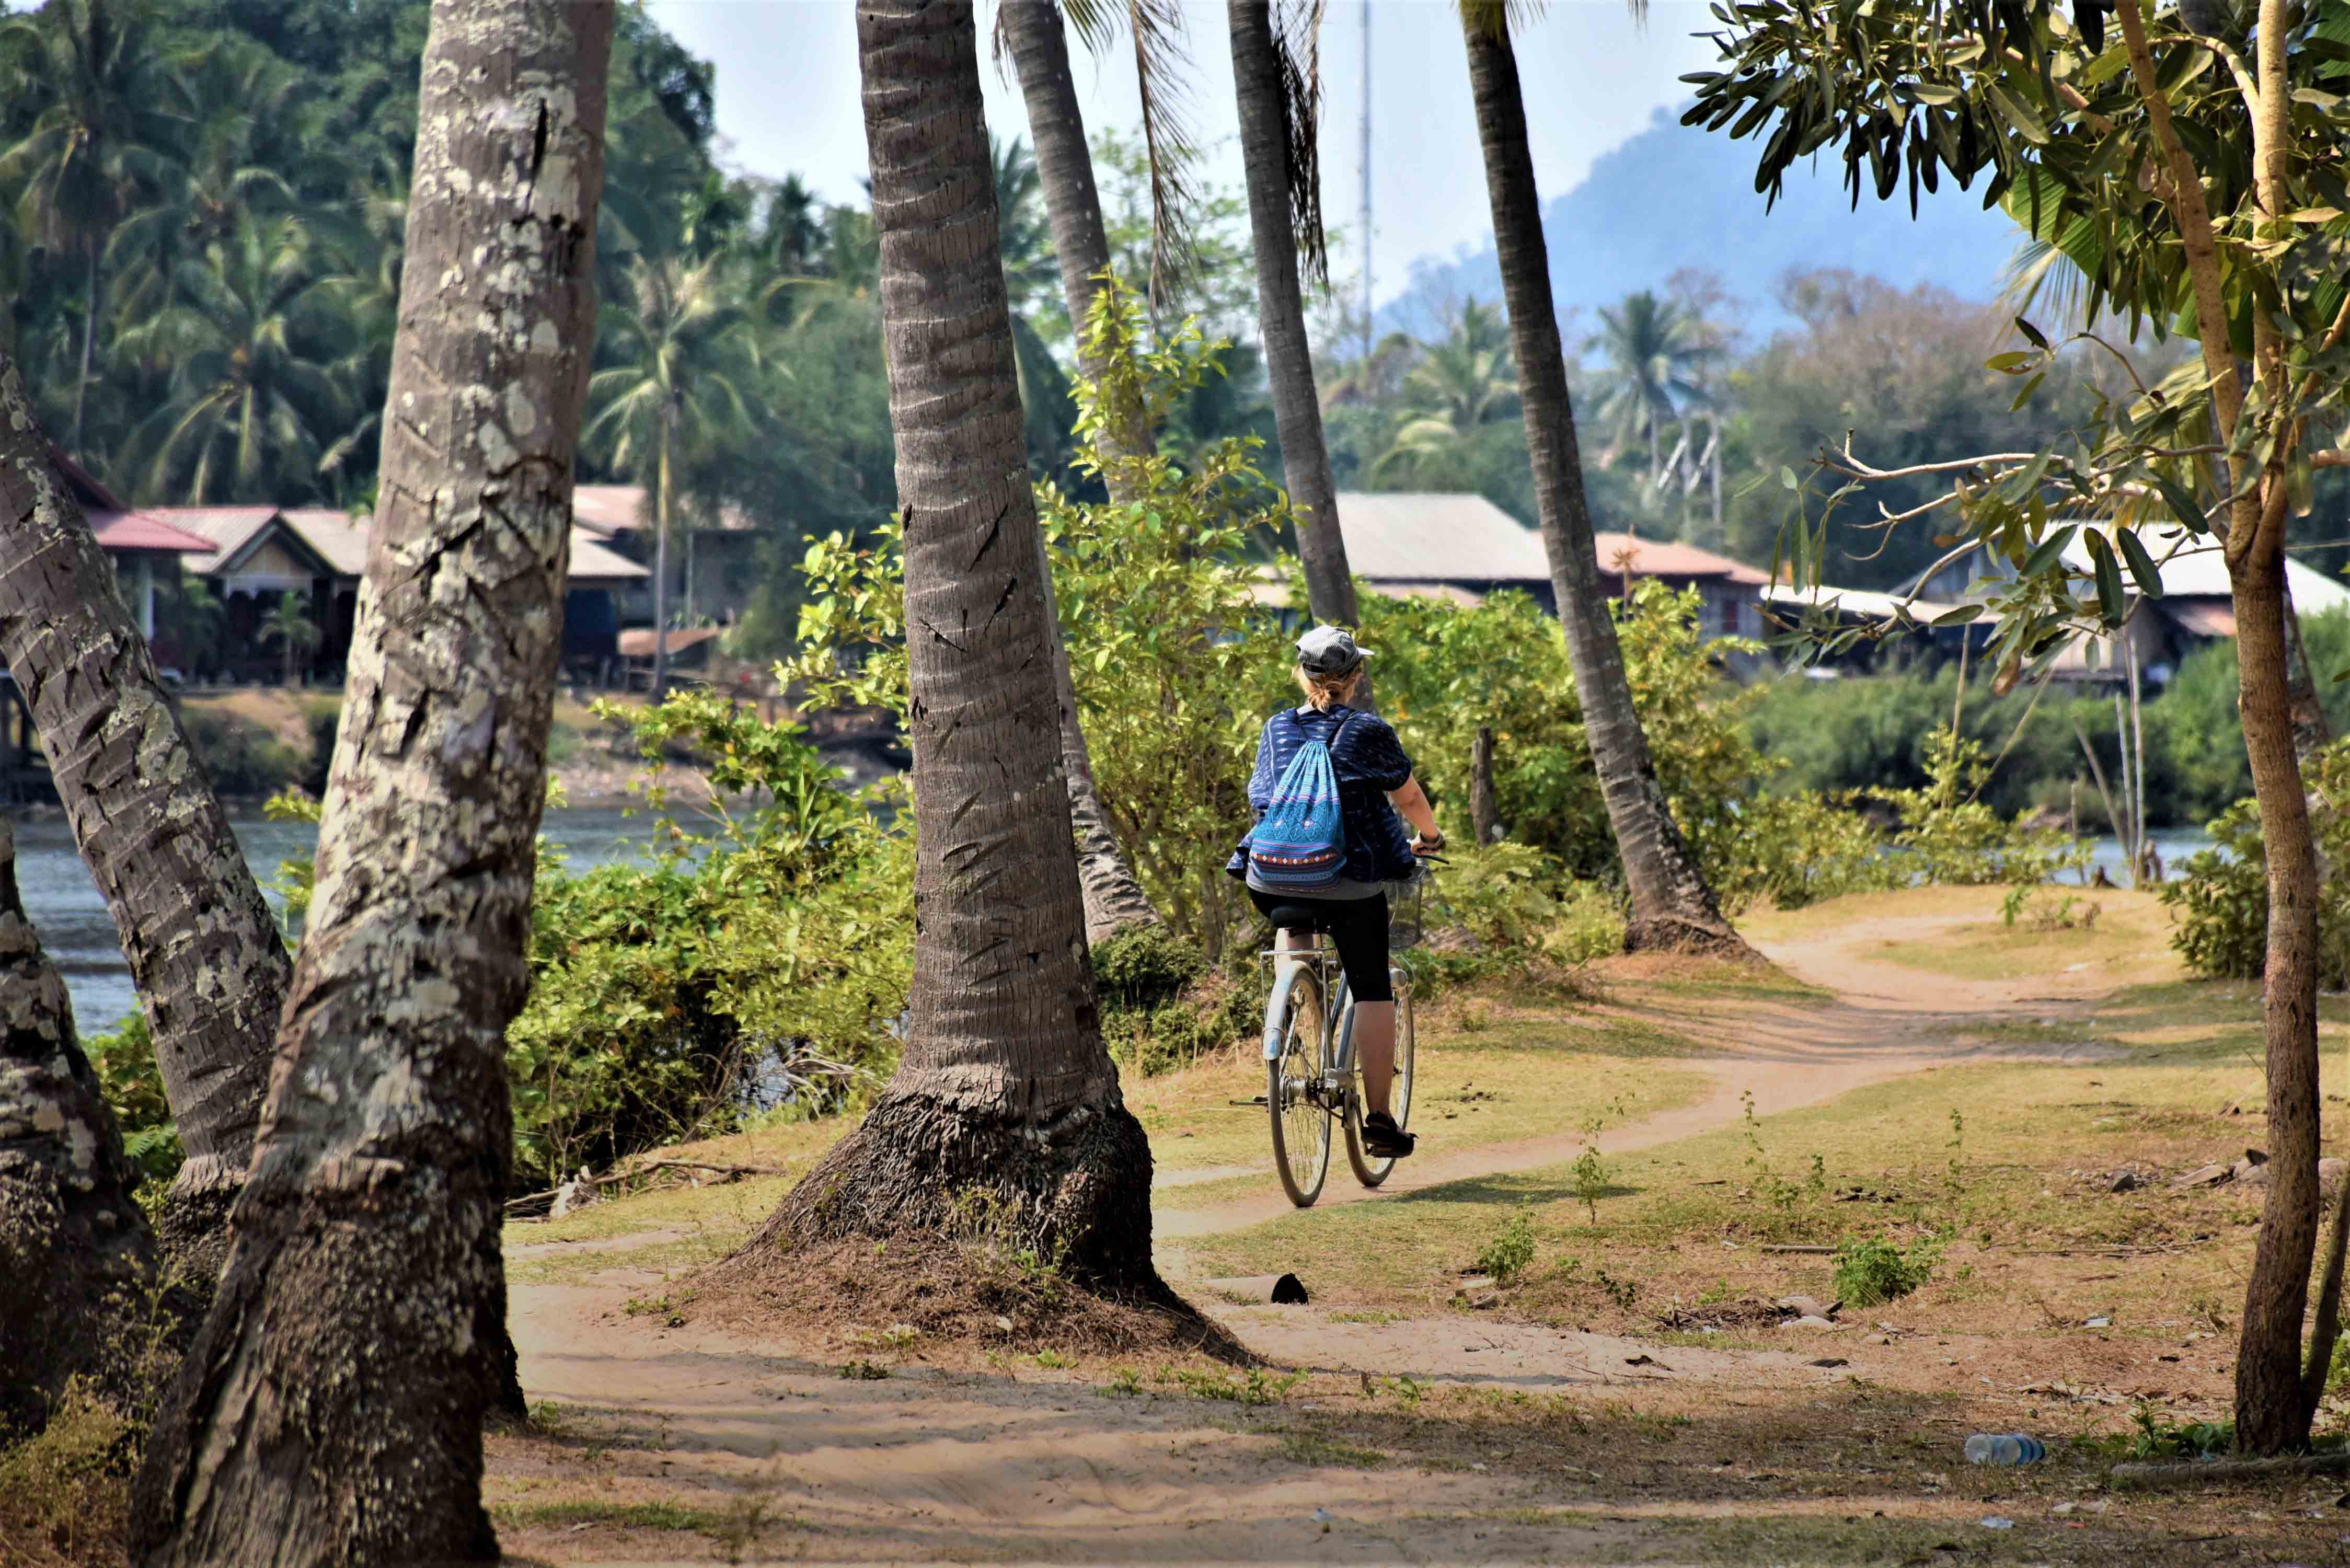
left=1344, top=971, right=1416, bottom=1189
left=1265, top=963, right=1331, bottom=1207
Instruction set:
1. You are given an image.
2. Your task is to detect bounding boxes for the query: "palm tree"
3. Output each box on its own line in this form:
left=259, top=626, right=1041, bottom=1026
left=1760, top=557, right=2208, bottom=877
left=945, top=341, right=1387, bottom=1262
left=257, top=590, right=319, bottom=687
left=585, top=253, right=759, bottom=698
left=990, top=7, right=1172, bottom=940
left=1369, top=298, right=1519, bottom=480
left=743, top=0, right=1159, bottom=1290
left=0, top=812, right=164, bottom=1439
left=0, top=0, right=186, bottom=448
left=133, top=3, right=614, bottom=1558
left=116, top=211, right=363, bottom=505
left=1229, top=0, right=1364, bottom=638
left=1457, top=4, right=1748, bottom=955
left=1590, top=290, right=1715, bottom=493
left=0, top=343, right=291, bottom=1278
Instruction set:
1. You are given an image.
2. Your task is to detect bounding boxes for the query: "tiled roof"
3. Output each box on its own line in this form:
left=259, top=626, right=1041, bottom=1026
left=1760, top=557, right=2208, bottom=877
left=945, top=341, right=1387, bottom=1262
left=571, top=483, right=755, bottom=538
left=88, top=511, right=220, bottom=556
left=1591, top=533, right=1769, bottom=586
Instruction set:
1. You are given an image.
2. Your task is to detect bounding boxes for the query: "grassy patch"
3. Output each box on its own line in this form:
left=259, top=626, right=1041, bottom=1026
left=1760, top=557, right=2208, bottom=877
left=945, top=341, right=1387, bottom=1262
left=1275, top=1431, right=1388, bottom=1467
left=1874, top=897, right=2173, bottom=984
left=493, top=1498, right=729, bottom=1534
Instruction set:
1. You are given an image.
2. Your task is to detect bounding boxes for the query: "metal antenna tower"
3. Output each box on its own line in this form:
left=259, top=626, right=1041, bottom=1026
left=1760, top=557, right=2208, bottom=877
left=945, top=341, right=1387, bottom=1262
left=1359, top=0, right=1372, bottom=367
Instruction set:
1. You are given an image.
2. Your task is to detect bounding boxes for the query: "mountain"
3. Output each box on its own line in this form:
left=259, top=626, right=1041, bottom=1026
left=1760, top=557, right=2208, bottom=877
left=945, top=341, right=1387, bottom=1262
left=1386, top=105, right=2028, bottom=341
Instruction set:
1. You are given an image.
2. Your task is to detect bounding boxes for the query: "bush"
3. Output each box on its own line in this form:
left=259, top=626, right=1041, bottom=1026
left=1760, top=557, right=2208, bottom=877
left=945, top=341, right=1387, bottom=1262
left=84, top=1013, right=180, bottom=1199
left=2159, top=736, right=2350, bottom=987
left=1731, top=790, right=1899, bottom=910
left=1414, top=841, right=1622, bottom=984
left=1831, top=1231, right=1943, bottom=1307
left=178, top=709, right=304, bottom=799
left=1864, top=727, right=2087, bottom=887
left=1476, top=1203, right=1539, bottom=1286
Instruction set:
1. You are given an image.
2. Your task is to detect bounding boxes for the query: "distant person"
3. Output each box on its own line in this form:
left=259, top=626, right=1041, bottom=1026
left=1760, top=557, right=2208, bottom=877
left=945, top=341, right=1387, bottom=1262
left=1230, top=626, right=1442, bottom=1157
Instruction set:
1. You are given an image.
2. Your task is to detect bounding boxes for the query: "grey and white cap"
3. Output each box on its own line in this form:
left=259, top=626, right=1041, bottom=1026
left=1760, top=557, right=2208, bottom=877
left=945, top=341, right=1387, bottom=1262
left=1296, top=624, right=1373, bottom=676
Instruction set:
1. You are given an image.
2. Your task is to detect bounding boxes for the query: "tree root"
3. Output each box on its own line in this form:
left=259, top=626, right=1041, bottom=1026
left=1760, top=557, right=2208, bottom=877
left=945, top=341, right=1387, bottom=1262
left=1623, top=916, right=1764, bottom=961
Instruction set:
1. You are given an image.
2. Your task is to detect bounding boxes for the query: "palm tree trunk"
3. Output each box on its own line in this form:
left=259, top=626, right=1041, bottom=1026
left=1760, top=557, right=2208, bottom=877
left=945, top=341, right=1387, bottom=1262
left=133, top=5, right=614, bottom=1560
left=653, top=419, right=673, bottom=700
left=1229, top=0, right=1362, bottom=635
left=72, top=248, right=97, bottom=450
left=998, top=0, right=1165, bottom=942
left=0, top=350, right=292, bottom=1276
left=745, top=0, right=1157, bottom=1288
left=0, top=813, right=178, bottom=1436
left=1459, top=14, right=1747, bottom=955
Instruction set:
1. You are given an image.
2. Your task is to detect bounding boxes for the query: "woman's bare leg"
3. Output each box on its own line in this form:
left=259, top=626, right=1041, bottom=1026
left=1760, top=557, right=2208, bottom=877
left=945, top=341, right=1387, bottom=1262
left=1354, top=1000, right=1395, bottom=1118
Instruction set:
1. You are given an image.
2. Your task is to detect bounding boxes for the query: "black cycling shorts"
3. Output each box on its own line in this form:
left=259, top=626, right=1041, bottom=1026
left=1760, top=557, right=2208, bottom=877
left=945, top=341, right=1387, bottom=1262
left=1247, top=887, right=1392, bottom=1004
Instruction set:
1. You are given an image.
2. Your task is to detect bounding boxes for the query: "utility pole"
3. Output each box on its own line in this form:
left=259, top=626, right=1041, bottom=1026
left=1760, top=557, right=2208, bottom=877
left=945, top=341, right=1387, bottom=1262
left=1359, top=0, right=1372, bottom=368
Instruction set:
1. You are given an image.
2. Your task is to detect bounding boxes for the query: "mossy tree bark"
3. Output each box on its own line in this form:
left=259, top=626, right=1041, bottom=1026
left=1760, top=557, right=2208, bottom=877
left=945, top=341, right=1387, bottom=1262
left=131, top=4, right=612, bottom=1560
left=997, top=0, right=1166, bottom=945
left=0, top=354, right=291, bottom=1278
left=750, top=0, right=1157, bottom=1290
left=1229, top=0, right=1362, bottom=638
left=0, top=815, right=174, bottom=1435
left=1459, top=15, right=1748, bottom=956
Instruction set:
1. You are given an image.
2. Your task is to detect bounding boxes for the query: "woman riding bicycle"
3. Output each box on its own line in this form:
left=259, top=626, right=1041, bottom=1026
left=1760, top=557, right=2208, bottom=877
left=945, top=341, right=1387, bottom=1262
left=1229, top=626, right=1442, bottom=1158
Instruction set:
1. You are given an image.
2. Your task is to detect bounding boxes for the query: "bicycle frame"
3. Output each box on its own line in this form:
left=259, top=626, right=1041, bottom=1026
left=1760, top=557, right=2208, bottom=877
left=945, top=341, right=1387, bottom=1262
left=1260, top=940, right=1357, bottom=1103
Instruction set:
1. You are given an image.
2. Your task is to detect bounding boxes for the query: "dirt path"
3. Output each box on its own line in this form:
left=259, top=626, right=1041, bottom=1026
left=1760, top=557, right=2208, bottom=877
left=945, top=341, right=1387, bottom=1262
left=496, top=897, right=2176, bottom=1565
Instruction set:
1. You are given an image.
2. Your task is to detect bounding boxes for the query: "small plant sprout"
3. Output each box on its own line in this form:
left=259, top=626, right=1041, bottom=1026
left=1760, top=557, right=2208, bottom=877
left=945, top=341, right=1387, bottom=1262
left=1478, top=1201, right=1539, bottom=1285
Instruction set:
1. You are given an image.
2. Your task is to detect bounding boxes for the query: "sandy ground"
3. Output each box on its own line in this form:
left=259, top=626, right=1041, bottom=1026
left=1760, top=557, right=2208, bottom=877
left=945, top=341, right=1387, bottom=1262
left=494, top=895, right=2290, bottom=1566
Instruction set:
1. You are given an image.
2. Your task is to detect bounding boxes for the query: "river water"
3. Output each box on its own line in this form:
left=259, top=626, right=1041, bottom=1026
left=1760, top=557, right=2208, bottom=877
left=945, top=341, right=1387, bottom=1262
left=19, top=810, right=2224, bottom=1037
left=21, top=806, right=663, bottom=1034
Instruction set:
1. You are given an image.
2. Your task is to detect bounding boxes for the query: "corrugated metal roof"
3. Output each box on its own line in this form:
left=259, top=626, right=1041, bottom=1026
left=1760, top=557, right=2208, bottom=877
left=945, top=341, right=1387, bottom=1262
left=568, top=532, right=648, bottom=583
left=1761, top=582, right=1959, bottom=623
left=278, top=509, right=372, bottom=577
left=88, top=511, right=220, bottom=556
left=2057, top=524, right=2350, bottom=611
left=139, top=506, right=283, bottom=564
left=1331, top=491, right=1550, bottom=582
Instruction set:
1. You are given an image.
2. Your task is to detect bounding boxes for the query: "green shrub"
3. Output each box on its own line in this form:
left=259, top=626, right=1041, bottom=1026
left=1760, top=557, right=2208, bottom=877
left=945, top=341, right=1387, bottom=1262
left=1863, top=727, right=2088, bottom=887
left=2159, top=736, right=2350, bottom=987
left=84, top=1012, right=180, bottom=1197
left=1831, top=1231, right=1943, bottom=1307
left=1090, top=924, right=1204, bottom=1012
left=178, top=709, right=304, bottom=798
left=1732, top=789, right=1899, bottom=909
left=1476, top=1203, right=1539, bottom=1286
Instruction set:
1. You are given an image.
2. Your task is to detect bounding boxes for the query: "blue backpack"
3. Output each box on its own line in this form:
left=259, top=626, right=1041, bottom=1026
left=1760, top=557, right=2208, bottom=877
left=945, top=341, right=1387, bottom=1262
left=1248, top=713, right=1353, bottom=893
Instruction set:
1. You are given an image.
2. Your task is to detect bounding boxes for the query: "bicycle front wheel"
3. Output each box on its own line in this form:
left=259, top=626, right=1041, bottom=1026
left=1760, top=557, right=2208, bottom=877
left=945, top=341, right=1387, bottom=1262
left=1265, top=962, right=1332, bottom=1207
left=1344, top=971, right=1416, bottom=1189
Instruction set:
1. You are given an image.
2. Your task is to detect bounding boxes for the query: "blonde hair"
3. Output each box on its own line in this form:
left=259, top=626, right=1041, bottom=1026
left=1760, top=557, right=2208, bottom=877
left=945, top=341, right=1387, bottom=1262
left=1295, top=665, right=1362, bottom=711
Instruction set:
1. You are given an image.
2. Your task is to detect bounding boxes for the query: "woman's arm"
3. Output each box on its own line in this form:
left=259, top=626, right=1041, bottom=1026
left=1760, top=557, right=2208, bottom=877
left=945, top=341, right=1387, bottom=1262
left=1387, top=775, right=1442, bottom=850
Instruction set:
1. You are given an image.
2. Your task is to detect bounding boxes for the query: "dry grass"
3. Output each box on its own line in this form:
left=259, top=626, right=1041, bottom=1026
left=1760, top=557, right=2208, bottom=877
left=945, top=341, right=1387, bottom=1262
left=0, top=1392, right=133, bottom=1568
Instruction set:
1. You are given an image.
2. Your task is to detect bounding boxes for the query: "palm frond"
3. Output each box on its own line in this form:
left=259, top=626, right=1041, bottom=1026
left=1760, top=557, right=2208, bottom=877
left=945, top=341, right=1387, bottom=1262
left=1124, top=0, right=1200, bottom=309
left=1456, top=1, right=1552, bottom=40
left=1271, top=0, right=1328, bottom=289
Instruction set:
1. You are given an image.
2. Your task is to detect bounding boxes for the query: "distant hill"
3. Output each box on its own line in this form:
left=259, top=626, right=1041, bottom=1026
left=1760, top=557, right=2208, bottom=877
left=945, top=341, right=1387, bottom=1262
left=1386, top=105, right=2027, bottom=341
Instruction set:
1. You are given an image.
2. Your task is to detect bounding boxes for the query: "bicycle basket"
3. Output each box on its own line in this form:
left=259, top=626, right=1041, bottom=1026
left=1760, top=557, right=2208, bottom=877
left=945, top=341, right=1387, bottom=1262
left=1387, top=877, right=1427, bottom=951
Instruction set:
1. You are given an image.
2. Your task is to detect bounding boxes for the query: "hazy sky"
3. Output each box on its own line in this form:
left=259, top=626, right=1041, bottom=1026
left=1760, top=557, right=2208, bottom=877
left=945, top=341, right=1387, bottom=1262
left=642, top=1, right=1724, bottom=312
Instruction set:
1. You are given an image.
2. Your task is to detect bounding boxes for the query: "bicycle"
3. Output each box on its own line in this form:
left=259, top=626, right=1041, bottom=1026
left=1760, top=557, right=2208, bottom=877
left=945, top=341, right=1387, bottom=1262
left=1260, top=870, right=1426, bottom=1207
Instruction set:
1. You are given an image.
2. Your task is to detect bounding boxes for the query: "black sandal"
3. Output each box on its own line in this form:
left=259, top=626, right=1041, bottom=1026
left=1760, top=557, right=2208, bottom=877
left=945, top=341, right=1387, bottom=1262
left=1362, top=1111, right=1415, bottom=1157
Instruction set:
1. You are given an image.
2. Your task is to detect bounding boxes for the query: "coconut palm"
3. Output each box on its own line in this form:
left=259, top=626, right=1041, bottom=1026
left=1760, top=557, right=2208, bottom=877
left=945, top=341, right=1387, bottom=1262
left=1590, top=289, right=1717, bottom=493
left=132, top=3, right=613, bottom=1555
left=1456, top=3, right=1747, bottom=954
left=1229, top=0, right=1364, bottom=637
left=257, top=590, right=319, bottom=688
left=992, top=7, right=1177, bottom=939
left=745, top=0, right=1159, bottom=1292
left=585, top=253, right=759, bottom=698
left=0, top=0, right=188, bottom=447
left=1370, top=299, right=1520, bottom=480
left=114, top=211, right=362, bottom=505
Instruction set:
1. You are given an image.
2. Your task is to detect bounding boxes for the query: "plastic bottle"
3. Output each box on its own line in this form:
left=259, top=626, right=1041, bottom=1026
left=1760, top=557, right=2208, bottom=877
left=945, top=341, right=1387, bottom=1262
left=1964, top=1433, right=2046, bottom=1466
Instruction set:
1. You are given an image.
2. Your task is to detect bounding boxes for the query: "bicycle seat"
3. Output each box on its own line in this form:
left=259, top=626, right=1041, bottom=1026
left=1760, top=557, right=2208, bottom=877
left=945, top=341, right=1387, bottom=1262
left=1260, top=902, right=1334, bottom=933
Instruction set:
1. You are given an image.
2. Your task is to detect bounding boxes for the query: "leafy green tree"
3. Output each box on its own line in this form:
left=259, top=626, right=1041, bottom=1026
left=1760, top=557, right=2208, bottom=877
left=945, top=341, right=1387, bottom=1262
left=1372, top=298, right=1520, bottom=481
left=1690, top=0, right=2350, bottom=1450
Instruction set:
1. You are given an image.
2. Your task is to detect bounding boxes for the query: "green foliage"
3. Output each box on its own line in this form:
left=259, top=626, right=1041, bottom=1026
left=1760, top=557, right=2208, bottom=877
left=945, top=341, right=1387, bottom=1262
left=2126, top=1408, right=2234, bottom=1460
left=1416, top=841, right=1623, bottom=983
left=505, top=691, right=907, bottom=1187
left=84, top=1011, right=179, bottom=1197
left=178, top=708, right=304, bottom=799
left=1864, top=727, right=2088, bottom=887
left=1476, top=1202, right=1539, bottom=1286
left=1831, top=1231, right=1944, bottom=1308
left=2160, top=737, right=2350, bottom=988
left=1732, top=790, right=1900, bottom=910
